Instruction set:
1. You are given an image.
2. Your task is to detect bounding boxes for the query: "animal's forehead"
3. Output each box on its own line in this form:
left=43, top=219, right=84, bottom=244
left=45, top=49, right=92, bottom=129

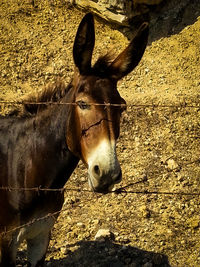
left=77, top=76, right=121, bottom=102
left=79, top=76, right=113, bottom=89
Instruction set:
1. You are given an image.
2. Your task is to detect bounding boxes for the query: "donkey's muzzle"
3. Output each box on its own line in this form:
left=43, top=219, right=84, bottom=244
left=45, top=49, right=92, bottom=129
left=88, top=168, right=122, bottom=194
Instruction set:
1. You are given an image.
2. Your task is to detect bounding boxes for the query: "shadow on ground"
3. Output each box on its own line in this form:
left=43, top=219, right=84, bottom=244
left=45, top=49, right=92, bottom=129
left=45, top=240, right=171, bottom=267
left=148, top=0, right=200, bottom=43
left=119, top=0, right=200, bottom=43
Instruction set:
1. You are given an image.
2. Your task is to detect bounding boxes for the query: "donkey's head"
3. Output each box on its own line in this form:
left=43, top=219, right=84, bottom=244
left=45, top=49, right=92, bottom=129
left=67, top=13, right=148, bottom=193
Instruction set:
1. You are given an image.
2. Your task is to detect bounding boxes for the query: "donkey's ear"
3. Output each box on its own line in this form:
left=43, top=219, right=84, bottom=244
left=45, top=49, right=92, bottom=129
left=73, top=13, right=95, bottom=75
left=108, top=23, right=149, bottom=81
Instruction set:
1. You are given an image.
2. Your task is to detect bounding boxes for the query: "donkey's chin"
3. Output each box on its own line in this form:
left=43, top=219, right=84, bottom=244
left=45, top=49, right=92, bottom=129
left=89, top=183, right=113, bottom=194
left=88, top=173, right=122, bottom=194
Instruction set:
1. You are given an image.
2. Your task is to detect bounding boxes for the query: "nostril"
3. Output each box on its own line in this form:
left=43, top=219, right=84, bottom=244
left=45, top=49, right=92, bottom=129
left=93, top=165, right=100, bottom=176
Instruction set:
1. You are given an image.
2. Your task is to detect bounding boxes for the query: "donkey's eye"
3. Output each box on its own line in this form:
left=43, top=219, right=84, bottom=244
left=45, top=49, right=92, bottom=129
left=76, top=100, right=90, bottom=110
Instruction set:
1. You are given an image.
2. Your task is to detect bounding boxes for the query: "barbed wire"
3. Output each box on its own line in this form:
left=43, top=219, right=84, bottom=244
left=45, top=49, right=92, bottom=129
left=0, top=100, right=199, bottom=108
left=1, top=183, right=200, bottom=239
left=0, top=186, right=200, bottom=196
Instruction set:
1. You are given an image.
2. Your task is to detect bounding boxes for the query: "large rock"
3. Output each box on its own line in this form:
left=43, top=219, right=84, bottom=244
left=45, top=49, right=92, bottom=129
left=72, top=0, right=127, bottom=25
left=71, top=0, right=164, bottom=26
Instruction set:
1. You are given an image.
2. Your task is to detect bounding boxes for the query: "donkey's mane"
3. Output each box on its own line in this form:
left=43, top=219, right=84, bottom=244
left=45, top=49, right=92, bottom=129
left=22, top=79, right=72, bottom=116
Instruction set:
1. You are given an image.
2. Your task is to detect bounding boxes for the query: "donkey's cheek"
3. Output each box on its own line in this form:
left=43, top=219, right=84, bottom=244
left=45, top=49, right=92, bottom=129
left=79, top=132, right=100, bottom=164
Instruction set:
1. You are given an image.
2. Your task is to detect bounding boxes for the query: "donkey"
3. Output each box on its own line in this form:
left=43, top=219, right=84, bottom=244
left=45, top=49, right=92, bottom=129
left=0, top=13, right=148, bottom=266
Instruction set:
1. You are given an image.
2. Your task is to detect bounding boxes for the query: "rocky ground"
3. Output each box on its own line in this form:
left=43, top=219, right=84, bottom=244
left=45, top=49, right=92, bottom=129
left=0, top=0, right=200, bottom=266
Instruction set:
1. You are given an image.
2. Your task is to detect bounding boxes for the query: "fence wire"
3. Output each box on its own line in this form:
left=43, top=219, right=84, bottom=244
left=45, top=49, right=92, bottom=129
left=1, top=183, right=200, bottom=239
left=0, top=100, right=199, bottom=108
left=0, top=186, right=200, bottom=196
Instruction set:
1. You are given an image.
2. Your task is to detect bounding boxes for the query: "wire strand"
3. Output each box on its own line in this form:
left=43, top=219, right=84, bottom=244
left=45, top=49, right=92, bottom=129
left=0, top=100, right=199, bottom=108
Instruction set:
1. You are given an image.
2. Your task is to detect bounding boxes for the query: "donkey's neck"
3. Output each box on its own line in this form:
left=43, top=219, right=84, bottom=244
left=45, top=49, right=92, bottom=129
left=24, top=100, right=79, bottom=189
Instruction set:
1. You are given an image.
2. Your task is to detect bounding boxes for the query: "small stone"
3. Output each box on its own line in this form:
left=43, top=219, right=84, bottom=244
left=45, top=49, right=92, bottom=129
left=94, top=229, right=115, bottom=241
left=167, top=158, right=179, bottom=170
left=59, top=246, right=68, bottom=255
left=80, top=177, right=86, bottom=182
left=188, top=218, right=199, bottom=229
left=92, top=219, right=100, bottom=225
left=77, top=222, right=85, bottom=228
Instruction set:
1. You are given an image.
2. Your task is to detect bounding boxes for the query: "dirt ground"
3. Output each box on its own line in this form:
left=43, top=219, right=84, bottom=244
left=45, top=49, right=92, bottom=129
left=0, top=0, right=200, bottom=266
